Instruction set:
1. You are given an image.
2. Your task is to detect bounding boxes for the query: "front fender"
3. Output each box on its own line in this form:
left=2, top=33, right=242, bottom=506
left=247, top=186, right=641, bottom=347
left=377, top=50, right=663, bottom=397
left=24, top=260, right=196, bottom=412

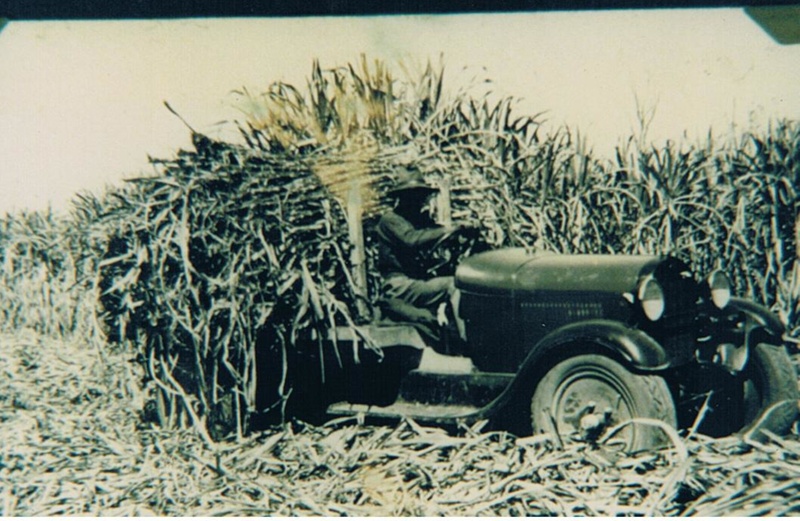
left=520, top=319, right=670, bottom=373
left=476, top=319, right=670, bottom=430
left=727, top=297, right=785, bottom=339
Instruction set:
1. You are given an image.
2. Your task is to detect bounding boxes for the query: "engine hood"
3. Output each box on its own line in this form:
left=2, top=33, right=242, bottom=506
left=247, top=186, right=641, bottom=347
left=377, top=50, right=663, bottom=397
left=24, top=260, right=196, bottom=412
left=455, top=248, right=665, bottom=296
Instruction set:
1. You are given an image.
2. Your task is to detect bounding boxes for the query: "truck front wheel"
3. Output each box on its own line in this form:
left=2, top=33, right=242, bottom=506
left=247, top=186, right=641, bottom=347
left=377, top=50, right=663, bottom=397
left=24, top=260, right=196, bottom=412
left=739, top=343, right=798, bottom=441
left=530, top=354, right=678, bottom=453
left=674, top=342, right=798, bottom=440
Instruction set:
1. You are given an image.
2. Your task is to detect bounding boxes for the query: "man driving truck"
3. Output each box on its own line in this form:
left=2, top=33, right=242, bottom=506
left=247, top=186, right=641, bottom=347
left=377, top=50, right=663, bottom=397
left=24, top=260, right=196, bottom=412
left=375, top=166, right=477, bottom=349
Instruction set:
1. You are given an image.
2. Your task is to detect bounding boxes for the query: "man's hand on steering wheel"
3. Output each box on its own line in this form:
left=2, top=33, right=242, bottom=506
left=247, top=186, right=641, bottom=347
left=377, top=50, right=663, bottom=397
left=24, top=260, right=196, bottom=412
left=455, top=220, right=481, bottom=238
left=423, top=220, right=483, bottom=277
left=433, top=220, right=480, bottom=250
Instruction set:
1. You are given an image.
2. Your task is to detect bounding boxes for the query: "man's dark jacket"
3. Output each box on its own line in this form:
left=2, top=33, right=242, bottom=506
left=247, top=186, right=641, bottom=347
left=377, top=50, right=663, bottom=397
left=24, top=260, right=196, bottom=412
left=375, top=209, right=449, bottom=280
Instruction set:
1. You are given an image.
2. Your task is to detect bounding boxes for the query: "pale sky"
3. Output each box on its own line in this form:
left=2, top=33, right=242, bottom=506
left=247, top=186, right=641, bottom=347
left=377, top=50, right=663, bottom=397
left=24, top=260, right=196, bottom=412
left=0, top=9, right=798, bottom=214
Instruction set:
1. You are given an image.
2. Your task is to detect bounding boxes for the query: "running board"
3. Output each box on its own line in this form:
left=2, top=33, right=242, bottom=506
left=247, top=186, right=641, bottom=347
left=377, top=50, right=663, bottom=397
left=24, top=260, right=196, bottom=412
left=326, top=400, right=480, bottom=422
left=399, top=369, right=512, bottom=407
left=326, top=358, right=514, bottom=422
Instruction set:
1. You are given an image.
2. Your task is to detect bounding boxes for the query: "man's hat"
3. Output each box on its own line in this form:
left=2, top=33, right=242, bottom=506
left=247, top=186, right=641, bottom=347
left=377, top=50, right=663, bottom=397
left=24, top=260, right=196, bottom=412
left=388, top=167, right=438, bottom=197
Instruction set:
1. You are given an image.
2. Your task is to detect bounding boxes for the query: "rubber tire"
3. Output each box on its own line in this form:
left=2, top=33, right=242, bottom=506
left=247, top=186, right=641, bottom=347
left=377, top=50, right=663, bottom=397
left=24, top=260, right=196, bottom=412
left=530, top=354, right=678, bottom=453
left=739, top=343, right=799, bottom=442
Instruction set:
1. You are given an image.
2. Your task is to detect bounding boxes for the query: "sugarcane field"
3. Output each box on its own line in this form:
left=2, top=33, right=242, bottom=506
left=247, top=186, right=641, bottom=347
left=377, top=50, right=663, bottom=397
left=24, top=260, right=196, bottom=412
left=2, top=14, right=800, bottom=515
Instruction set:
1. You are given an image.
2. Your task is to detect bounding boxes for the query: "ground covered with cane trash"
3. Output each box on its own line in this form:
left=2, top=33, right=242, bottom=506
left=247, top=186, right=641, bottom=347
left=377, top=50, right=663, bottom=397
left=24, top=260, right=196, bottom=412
left=2, top=330, right=799, bottom=516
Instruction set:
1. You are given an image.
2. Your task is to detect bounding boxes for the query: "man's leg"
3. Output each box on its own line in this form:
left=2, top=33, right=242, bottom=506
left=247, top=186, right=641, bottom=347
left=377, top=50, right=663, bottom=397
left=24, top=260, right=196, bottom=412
left=404, top=277, right=467, bottom=343
left=401, top=276, right=454, bottom=309
left=383, top=276, right=467, bottom=347
left=450, top=288, right=466, bottom=341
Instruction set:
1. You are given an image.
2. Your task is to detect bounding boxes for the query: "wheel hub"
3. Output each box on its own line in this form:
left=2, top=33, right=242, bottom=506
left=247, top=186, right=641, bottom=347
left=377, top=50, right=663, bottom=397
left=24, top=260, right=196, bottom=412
left=560, top=401, right=615, bottom=442
left=552, top=373, right=633, bottom=444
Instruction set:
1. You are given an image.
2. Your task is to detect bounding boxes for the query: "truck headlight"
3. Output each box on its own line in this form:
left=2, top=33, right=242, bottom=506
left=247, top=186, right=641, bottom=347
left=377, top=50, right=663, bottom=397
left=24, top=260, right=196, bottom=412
left=708, top=270, right=732, bottom=309
left=638, top=275, right=665, bottom=321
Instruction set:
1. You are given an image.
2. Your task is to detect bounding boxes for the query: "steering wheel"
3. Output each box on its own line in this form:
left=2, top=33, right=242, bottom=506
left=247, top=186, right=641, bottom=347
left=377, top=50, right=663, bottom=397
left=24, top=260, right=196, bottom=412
left=424, top=225, right=482, bottom=277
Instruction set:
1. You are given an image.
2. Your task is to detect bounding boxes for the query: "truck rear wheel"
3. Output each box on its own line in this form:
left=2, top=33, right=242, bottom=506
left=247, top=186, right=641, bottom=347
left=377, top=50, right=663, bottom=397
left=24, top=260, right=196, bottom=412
left=530, top=354, right=677, bottom=452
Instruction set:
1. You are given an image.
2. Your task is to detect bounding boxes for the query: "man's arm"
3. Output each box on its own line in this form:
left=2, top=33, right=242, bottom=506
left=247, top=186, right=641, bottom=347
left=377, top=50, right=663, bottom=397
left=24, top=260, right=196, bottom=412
left=378, top=212, right=452, bottom=249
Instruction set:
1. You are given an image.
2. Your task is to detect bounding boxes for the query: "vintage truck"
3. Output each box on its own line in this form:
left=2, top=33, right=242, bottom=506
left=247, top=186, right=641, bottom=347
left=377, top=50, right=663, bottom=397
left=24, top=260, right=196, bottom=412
left=282, top=221, right=799, bottom=452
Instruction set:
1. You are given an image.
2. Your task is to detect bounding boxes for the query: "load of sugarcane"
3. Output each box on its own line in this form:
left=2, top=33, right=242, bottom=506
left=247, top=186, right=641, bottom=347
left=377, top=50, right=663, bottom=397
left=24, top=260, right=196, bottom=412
left=96, top=142, right=369, bottom=439
left=89, top=56, right=799, bottom=440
